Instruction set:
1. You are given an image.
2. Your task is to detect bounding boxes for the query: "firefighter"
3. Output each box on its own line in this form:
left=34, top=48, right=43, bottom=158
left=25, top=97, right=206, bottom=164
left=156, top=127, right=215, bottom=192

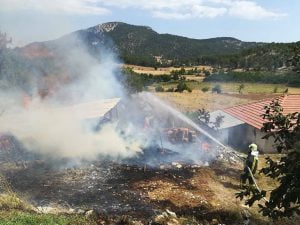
left=240, top=143, right=259, bottom=187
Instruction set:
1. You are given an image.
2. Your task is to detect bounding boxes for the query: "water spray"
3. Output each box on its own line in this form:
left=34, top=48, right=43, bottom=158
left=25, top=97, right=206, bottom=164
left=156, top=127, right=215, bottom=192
left=141, top=92, right=227, bottom=149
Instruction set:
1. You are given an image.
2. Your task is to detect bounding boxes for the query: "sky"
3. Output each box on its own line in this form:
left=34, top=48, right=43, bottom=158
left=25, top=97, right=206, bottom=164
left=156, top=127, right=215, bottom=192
left=0, top=0, right=299, bottom=46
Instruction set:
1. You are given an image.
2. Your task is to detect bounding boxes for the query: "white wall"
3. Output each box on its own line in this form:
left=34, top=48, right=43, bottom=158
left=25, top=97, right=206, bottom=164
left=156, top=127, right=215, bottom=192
left=219, top=124, right=277, bottom=153
left=244, top=125, right=276, bottom=153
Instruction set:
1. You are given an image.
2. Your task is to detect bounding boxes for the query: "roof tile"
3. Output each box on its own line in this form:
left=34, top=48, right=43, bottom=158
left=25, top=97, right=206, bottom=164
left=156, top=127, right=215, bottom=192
left=224, top=95, right=300, bottom=129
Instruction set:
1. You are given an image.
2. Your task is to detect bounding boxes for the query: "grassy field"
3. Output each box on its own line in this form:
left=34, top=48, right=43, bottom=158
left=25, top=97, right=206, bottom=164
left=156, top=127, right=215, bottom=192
left=155, top=90, right=251, bottom=111
left=151, top=80, right=300, bottom=111
left=159, top=81, right=300, bottom=94
left=124, top=64, right=212, bottom=75
left=0, top=211, right=97, bottom=225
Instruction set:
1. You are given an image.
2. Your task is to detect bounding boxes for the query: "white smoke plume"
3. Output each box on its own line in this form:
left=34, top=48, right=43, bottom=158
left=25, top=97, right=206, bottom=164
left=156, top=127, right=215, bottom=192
left=0, top=36, right=143, bottom=160
left=0, top=33, right=223, bottom=165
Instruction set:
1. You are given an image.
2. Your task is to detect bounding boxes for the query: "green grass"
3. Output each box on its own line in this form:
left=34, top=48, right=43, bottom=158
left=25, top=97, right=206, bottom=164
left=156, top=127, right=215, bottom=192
left=0, top=211, right=97, bottom=225
left=0, top=194, right=32, bottom=211
left=158, top=81, right=300, bottom=94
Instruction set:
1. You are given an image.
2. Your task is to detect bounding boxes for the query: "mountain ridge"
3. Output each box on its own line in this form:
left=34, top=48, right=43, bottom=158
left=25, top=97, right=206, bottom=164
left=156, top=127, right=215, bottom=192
left=19, top=22, right=299, bottom=71
left=21, top=21, right=264, bottom=66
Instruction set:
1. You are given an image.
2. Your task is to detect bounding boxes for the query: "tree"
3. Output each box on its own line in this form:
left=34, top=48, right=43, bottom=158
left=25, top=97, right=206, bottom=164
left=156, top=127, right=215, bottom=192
left=155, top=85, right=164, bottom=92
left=196, top=108, right=224, bottom=131
left=198, top=108, right=210, bottom=124
left=176, top=81, right=191, bottom=93
left=122, top=68, right=145, bottom=93
left=0, top=31, right=12, bottom=84
left=179, top=67, right=186, bottom=75
left=238, top=84, right=245, bottom=94
left=213, top=115, right=224, bottom=130
left=0, top=31, right=11, bottom=50
left=236, top=100, right=300, bottom=219
left=204, top=70, right=211, bottom=77
left=288, top=45, right=300, bottom=73
left=212, top=84, right=222, bottom=94
left=201, top=87, right=210, bottom=93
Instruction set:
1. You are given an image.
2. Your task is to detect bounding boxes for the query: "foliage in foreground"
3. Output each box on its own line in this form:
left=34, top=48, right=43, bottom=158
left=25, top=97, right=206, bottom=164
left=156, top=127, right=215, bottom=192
left=0, top=211, right=96, bottom=225
left=237, top=100, right=300, bottom=219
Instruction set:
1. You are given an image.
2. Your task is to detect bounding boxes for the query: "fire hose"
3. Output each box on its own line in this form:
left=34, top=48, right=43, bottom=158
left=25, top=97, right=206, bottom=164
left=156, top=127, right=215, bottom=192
left=247, top=166, right=269, bottom=203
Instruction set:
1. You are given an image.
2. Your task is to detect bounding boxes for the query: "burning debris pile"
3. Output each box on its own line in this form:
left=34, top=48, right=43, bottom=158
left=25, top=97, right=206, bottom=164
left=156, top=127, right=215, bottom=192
left=0, top=91, right=242, bottom=167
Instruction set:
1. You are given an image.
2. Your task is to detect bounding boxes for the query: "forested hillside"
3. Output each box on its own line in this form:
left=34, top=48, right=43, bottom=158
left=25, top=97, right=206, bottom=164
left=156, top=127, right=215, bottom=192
left=1, top=22, right=300, bottom=93
left=204, top=42, right=300, bottom=71
left=21, top=22, right=263, bottom=67
left=21, top=22, right=300, bottom=71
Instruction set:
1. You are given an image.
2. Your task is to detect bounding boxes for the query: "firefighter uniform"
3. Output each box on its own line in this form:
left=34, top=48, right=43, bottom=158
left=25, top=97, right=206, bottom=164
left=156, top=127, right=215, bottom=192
left=240, top=143, right=259, bottom=186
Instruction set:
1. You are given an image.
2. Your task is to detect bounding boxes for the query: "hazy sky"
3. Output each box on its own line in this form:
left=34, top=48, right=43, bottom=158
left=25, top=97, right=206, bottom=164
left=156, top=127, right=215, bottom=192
left=0, top=0, right=299, bottom=46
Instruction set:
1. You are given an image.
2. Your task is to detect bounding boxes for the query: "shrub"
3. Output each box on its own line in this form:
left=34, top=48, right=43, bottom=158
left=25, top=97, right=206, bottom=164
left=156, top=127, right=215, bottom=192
left=273, top=86, right=278, bottom=93
left=201, top=87, right=210, bottom=93
left=238, top=84, right=245, bottom=94
left=0, top=193, right=31, bottom=211
left=212, top=84, right=222, bottom=94
left=166, top=87, right=175, bottom=92
left=203, top=70, right=211, bottom=77
left=155, top=85, right=164, bottom=92
left=176, top=81, right=190, bottom=93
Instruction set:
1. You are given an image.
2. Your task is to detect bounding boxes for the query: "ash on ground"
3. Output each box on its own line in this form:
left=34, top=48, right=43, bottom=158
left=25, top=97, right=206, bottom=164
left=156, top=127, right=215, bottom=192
left=0, top=140, right=243, bottom=221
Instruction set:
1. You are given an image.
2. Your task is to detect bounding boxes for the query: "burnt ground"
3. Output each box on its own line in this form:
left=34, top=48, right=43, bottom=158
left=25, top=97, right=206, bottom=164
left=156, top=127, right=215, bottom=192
left=0, top=158, right=251, bottom=224
left=1, top=161, right=158, bottom=218
left=1, top=155, right=296, bottom=224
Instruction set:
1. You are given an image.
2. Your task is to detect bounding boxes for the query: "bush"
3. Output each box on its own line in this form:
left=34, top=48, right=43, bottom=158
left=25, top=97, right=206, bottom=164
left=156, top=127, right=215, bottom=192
left=0, top=194, right=31, bottom=211
left=166, top=87, right=175, bottom=92
left=273, top=86, right=278, bottom=93
left=238, top=83, right=245, bottom=94
left=201, top=87, right=210, bottom=93
left=155, top=85, right=164, bottom=92
left=203, top=70, right=211, bottom=77
left=176, top=81, right=190, bottom=93
left=212, top=84, right=222, bottom=94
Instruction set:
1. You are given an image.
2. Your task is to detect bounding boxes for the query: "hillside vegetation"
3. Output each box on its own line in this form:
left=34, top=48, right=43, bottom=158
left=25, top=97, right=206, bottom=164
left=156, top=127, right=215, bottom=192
left=1, top=23, right=300, bottom=95
left=21, top=22, right=262, bottom=67
left=19, top=22, right=300, bottom=72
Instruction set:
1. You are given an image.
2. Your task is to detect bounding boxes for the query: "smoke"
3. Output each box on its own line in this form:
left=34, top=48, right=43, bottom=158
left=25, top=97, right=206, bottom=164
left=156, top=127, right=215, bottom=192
left=0, top=35, right=143, bottom=160
left=0, top=101, right=142, bottom=160
left=129, top=92, right=221, bottom=165
left=0, top=31, right=222, bottom=166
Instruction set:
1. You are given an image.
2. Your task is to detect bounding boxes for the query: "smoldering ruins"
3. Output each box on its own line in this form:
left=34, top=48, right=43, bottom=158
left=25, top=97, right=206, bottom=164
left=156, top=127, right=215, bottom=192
left=0, top=33, right=244, bottom=222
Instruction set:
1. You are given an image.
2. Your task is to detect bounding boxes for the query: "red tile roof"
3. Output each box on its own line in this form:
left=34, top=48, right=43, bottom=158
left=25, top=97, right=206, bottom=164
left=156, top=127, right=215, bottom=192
left=223, top=95, right=300, bottom=129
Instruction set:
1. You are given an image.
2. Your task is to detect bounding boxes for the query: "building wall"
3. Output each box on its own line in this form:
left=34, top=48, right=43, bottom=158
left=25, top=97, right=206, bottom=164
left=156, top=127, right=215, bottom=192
left=227, top=124, right=248, bottom=151
left=220, top=124, right=276, bottom=153
left=244, top=125, right=276, bottom=153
